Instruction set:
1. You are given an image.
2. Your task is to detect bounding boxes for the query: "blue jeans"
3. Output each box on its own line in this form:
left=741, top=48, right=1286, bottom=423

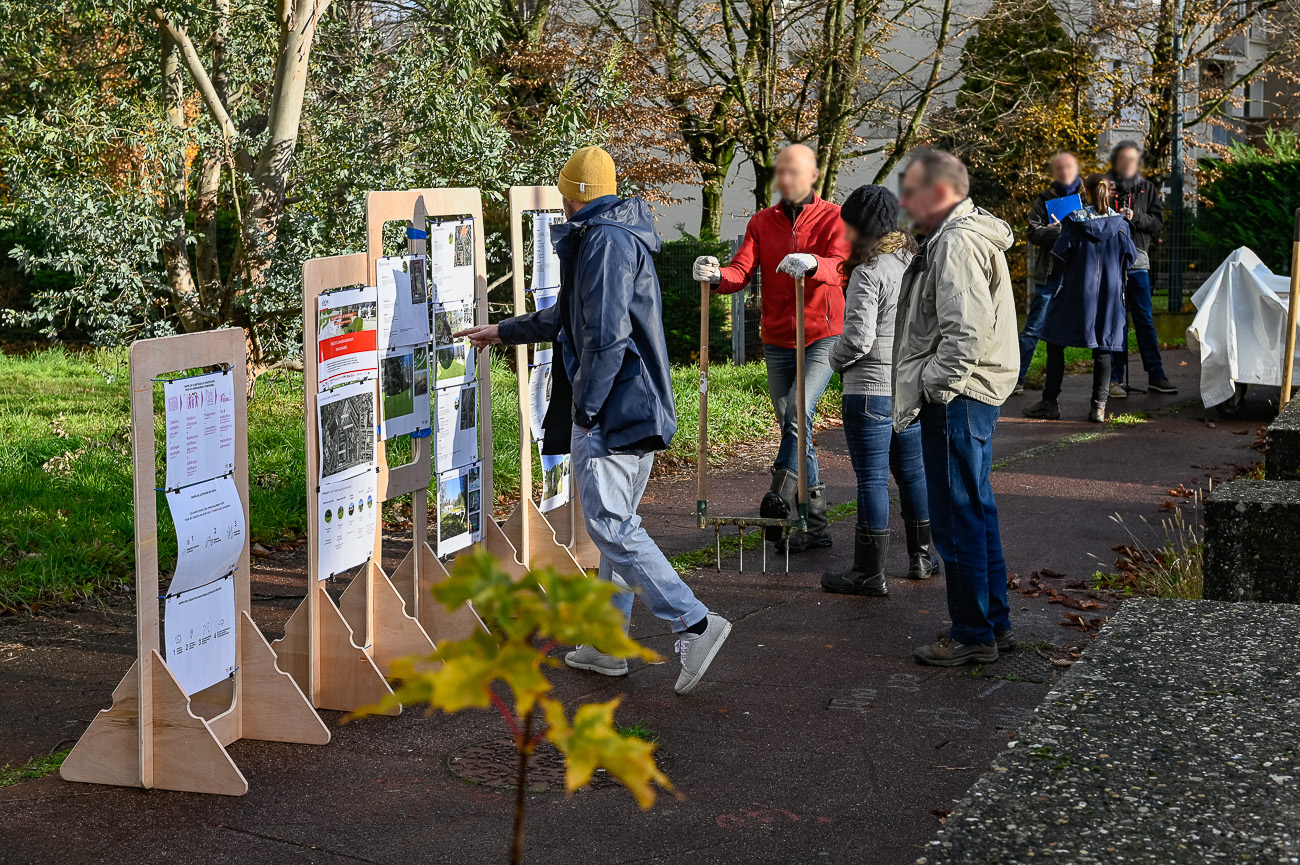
left=842, top=394, right=929, bottom=531
left=572, top=423, right=708, bottom=633
left=1111, top=269, right=1165, bottom=383
left=1018, top=275, right=1060, bottom=385
left=918, top=396, right=1012, bottom=647
left=765, top=336, right=839, bottom=485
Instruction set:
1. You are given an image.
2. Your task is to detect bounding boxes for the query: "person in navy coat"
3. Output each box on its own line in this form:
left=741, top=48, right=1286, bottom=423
left=1023, top=173, right=1136, bottom=422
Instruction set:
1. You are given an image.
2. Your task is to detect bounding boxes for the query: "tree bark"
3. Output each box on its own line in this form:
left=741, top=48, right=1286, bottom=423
left=159, top=27, right=201, bottom=332
left=194, top=0, right=231, bottom=312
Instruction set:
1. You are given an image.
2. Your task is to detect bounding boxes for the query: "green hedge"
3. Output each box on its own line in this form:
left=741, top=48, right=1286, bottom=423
left=1195, top=128, right=1300, bottom=276
left=655, top=236, right=734, bottom=364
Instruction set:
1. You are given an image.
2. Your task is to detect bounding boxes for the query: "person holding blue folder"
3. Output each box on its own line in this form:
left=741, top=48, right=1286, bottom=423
left=1016, top=152, right=1081, bottom=394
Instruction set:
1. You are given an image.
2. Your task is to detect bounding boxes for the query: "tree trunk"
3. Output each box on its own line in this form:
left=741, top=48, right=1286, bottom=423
left=752, top=149, right=776, bottom=211
left=195, top=0, right=231, bottom=309
left=159, top=28, right=201, bottom=332
left=509, top=710, right=534, bottom=865
left=694, top=139, right=736, bottom=240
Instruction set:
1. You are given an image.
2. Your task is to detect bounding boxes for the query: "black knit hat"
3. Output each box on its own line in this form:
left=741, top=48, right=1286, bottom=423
left=841, top=184, right=899, bottom=239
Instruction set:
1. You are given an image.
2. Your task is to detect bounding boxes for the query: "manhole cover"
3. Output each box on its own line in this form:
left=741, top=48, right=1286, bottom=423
left=975, top=650, right=1064, bottom=684
left=449, top=737, right=672, bottom=793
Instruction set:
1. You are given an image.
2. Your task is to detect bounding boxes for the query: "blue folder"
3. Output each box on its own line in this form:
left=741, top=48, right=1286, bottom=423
left=1045, top=193, right=1083, bottom=223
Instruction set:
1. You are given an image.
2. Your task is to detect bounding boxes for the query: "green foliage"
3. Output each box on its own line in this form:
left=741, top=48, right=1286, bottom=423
left=655, top=236, right=733, bottom=364
left=0, top=749, right=70, bottom=787
left=353, top=550, right=671, bottom=811
left=1195, top=128, right=1300, bottom=275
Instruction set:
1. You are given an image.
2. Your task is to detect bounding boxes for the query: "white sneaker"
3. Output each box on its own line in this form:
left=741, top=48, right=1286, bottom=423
left=673, top=614, right=732, bottom=694
left=564, top=645, right=628, bottom=677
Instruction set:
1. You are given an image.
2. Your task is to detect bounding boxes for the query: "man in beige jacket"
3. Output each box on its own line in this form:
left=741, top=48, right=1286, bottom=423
left=893, top=150, right=1018, bottom=667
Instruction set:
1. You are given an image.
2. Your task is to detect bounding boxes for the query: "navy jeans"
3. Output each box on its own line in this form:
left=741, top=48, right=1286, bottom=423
left=842, top=394, right=929, bottom=531
left=1017, top=275, right=1060, bottom=386
left=765, top=336, right=838, bottom=486
left=1111, top=269, right=1165, bottom=383
left=918, top=396, right=1012, bottom=647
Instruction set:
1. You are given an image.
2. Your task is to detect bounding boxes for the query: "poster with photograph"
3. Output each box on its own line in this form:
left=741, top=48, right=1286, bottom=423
left=433, top=342, right=475, bottom=387
left=317, top=285, right=378, bottom=391
left=434, top=383, right=478, bottom=472
left=167, top=474, right=245, bottom=595
left=539, top=453, right=571, bottom=512
left=428, top=218, right=475, bottom=306
left=317, top=467, right=377, bottom=580
left=430, top=301, right=475, bottom=347
left=317, top=380, right=377, bottom=482
left=528, top=362, right=552, bottom=443
left=164, top=578, right=237, bottom=695
left=531, top=212, right=563, bottom=291
left=379, top=345, right=431, bottom=440
left=164, top=370, right=236, bottom=490
left=376, top=255, right=430, bottom=350
left=436, top=463, right=481, bottom=556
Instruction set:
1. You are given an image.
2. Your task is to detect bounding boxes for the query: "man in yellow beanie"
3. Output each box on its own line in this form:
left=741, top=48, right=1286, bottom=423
left=457, top=146, right=732, bottom=695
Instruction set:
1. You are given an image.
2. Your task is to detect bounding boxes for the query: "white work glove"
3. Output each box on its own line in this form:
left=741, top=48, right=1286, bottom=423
left=693, top=255, right=721, bottom=284
left=777, top=253, right=818, bottom=278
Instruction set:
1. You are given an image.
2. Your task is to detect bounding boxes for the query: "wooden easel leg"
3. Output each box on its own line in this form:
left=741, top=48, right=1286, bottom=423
left=359, top=562, right=437, bottom=675
left=272, top=597, right=312, bottom=695
left=59, top=661, right=144, bottom=789
left=523, top=500, right=587, bottom=576
left=481, top=517, right=530, bottom=579
left=238, top=612, right=330, bottom=745
left=566, top=489, right=602, bottom=569
left=415, top=543, right=486, bottom=644
left=148, top=651, right=248, bottom=796
left=500, top=506, right=525, bottom=556
left=390, top=547, right=418, bottom=613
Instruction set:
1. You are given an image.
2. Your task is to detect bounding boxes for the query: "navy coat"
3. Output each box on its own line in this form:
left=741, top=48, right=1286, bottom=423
left=498, top=195, right=677, bottom=455
left=1041, top=212, right=1136, bottom=352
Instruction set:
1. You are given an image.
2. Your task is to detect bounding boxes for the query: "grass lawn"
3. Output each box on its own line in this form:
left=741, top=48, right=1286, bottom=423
left=1, top=347, right=837, bottom=610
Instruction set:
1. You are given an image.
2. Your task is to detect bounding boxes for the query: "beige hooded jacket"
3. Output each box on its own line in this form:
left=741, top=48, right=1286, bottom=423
left=892, top=198, right=1018, bottom=432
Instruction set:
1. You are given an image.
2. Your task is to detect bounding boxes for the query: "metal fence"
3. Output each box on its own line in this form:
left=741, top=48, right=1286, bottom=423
left=654, top=236, right=762, bottom=365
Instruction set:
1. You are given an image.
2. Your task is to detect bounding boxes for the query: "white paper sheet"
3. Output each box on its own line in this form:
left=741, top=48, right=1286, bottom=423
left=376, top=255, right=431, bottom=351
left=528, top=362, right=552, bottom=443
left=435, top=382, right=479, bottom=473
left=531, top=212, right=564, bottom=291
left=428, top=219, right=475, bottom=306
left=539, top=453, right=571, bottom=512
left=165, top=578, right=237, bottom=696
left=164, top=371, right=236, bottom=490
left=317, top=380, right=377, bottom=482
left=379, top=345, right=431, bottom=440
left=317, top=285, right=379, bottom=391
left=317, top=466, right=378, bottom=580
left=167, top=475, right=245, bottom=595
left=436, top=463, right=481, bottom=556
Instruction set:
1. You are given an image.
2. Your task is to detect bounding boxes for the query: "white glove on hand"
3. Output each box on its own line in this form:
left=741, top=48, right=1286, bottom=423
left=777, top=253, right=818, bottom=278
left=693, top=255, right=721, bottom=284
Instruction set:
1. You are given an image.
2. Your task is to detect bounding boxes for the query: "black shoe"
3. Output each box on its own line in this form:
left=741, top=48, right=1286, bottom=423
left=1022, top=400, right=1060, bottom=420
left=786, top=485, right=832, bottom=553
left=904, top=520, right=939, bottom=580
left=760, top=468, right=797, bottom=545
left=994, top=627, right=1018, bottom=652
left=821, top=528, right=888, bottom=596
left=915, top=637, right=997, bottom=667
left=1148, top=377, right=1178, bottom=394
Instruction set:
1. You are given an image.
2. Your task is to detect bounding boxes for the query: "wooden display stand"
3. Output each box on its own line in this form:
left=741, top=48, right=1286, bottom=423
left=60, top=328, right=328, bottom=796
left=499, top=185, right=599, bottom=573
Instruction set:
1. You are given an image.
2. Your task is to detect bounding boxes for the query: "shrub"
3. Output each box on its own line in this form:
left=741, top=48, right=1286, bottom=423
left=1195, top=127, right=1300, bottom=275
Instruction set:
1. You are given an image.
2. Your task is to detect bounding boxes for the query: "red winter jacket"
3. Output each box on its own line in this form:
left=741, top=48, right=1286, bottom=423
left=715, top=196, right=849, bottom=348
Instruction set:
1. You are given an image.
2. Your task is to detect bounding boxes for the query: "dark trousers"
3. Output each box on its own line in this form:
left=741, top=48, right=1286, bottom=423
left=918, top=396, right=1012, bottom=647
left=841, top=394, right=929, bottom=531
left=1043, top=345, right=1113, bottom=405
left=1017, top=275, right=1060, bottom=386
left=1111, top=269, right=1165, bottom=383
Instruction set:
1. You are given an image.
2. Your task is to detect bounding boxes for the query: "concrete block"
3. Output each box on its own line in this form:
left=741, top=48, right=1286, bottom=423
left=1265, top=397, right=1300, bottom=480
left=1204, top=478, right=1300, bottom=603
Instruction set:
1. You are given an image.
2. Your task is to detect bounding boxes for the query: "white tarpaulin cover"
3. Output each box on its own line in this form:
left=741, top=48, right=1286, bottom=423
left=1186, top=247, right=1298, bottom=407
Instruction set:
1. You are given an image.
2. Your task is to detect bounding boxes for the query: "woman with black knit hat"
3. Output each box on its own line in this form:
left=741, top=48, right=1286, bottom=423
left=821, top=185, right=937, bottom=598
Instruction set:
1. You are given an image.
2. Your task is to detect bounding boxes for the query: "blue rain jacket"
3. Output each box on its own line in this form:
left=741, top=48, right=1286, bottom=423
left=1041, top=211, right=1136, bottom=352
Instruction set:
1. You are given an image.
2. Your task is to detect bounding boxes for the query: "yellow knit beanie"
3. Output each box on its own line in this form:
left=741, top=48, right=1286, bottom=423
left=557, top=146, right=617, bottom=204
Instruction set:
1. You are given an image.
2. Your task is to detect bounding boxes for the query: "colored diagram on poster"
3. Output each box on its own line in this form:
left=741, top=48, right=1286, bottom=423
left=317, top=467, right=377, bottom=580
left=376, top=255, right=430, bottom=350
left=434, top=383, right=478, bottom=472
left=539, top=453, right=571, bottom=512
left=164, top=370, right=236, bottom=490
left=379, top=345, right=431, bottom=439
left=318, top=380, right=377, bottom=482
left=428, top=218, right=475, bottom=306
left=167, top=474, right=245, bottom=595
left=317, top=285, right=378, bottom=391
left=531, top=212, right=563, bottom=291
left=437, top=463, right=481, bottom=556
left=165, top=578, right=237, bottom=696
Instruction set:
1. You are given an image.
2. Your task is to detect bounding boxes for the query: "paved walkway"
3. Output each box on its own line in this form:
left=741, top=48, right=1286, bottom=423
left=0, top=354, right=1275, bottom=864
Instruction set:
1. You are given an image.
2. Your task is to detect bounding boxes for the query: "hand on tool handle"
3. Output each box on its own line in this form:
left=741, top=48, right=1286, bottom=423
left=777, top=253, right=818, bottom=278
left=693, top=256, right=721, bottom=285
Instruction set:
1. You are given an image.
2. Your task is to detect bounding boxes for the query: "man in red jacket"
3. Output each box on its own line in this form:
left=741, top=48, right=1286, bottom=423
left=693, top=144, right=849, bottom=552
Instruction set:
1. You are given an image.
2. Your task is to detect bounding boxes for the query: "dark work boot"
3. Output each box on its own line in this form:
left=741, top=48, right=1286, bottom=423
left=904, top=520, right=940, bottom=580
left=760, top=468, right=798, bottom=545
left=821, top=528, right=888, bottom=596
left=786, top=485, right=832, bottom=553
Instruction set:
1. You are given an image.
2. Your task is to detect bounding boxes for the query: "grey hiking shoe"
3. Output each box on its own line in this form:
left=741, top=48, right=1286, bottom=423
left=936, top=627, right=1016, bottom=652
left=1108, top=382, right=1128, bottom=400
left=915, top=636, right=997, bottom=667
left=674, top=614, right=732, bottom=694
left=564, top=645, right=628, bottom=677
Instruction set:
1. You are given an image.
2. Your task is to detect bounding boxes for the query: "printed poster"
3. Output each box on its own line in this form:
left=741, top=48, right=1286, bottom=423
left=435, top=383, right=478, bottom=472
left=528, top=362, right=553, bottom=443
left=531, top=212, right=564, bottom=291
left=428, top=218, right=475, bottom=306
left=376, top=255, right=431, bottom=350
left=437, top=463, right=481, bottom=556
left=167, top=475, right=245, bottom=595
left=164, top=371, right=236, bottom=490
left=317, top=285, right=378, bottom=391
left=317, top=468, right=377, bottom=580
left=379, top=345, right=431, bottom=440
left=539, top=453, right=571, bottom=512
left=317, top=380, right=377, bottom=482
left=165, top=578, right=237, bottom=696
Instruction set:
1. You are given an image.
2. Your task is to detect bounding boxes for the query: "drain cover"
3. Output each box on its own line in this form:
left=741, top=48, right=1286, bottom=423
left=975, top=650, right=1062, bottom=684
left=449, top=738, right=671, bottom=793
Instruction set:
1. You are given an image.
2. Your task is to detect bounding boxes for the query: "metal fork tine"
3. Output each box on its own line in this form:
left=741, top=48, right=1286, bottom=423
left=715, top=523, right=721, bottom=571
left=738, top=525, right=743, bottom=573
left=761, top=531, right=767, bottom=573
